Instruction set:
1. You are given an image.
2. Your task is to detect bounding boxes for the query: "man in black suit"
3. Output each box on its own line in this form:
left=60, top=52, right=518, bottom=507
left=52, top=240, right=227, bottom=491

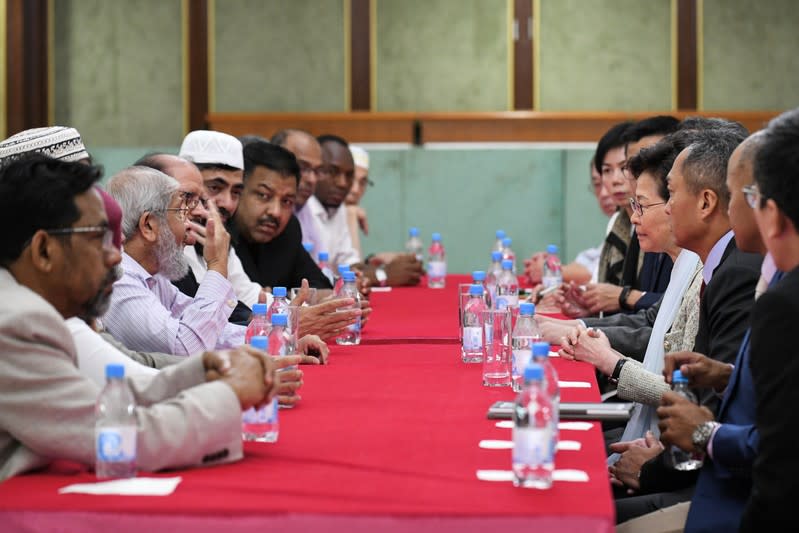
left=739, top=108, right=799, bottom=531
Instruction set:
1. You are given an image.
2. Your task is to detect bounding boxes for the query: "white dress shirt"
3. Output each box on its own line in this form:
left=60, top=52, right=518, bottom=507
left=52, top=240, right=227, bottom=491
left=295, top=202, right=324, bottom=262
left=305, top=195, right=361, bottom=267
left=702, top=230, right=735, bottom=284
left=183, top=246, right=271, bottom=308
left=104, top=253, right=245, bottom=356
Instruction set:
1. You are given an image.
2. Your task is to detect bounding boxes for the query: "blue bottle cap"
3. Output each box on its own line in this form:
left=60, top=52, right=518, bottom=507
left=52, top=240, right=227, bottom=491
left=318, top=251, right=329, bottom=261
left=496, top=229, right=506, bottom=239
left=343, top=271, right=357, bottom=282
left=431, top=232, right=441, bottom=241
left=468, top=284, right=483, bottom=296
left=532, top=342, right=550, bottom=357
left=502, top=237, right=512, bottom=247
left=547, top=244, right=559, bottom=254
left=673, top=370, right=688, bottom=383
left=105, top=363, right=125, bottom=379
left=252, top=303, right=268, bottom=315
left=501, top=259, right=513, bottom=270
left=302, top=242, right=314, bottom=253
left=338, top=264, right=351, bottom=274
left=409, top=227, right=419, bottom=237
left=250, top=336, right=268, bottom=350
left=271, top=313, right=288, bottom=327
left=491, top=251, right=502, bottom=262
left=472, top=270, right=486, bottom=282
left=519, top=302, right=535, bottom=316
left=523, top=362, right=544, bottom=381
left=273, top=286, right=287, bottom=298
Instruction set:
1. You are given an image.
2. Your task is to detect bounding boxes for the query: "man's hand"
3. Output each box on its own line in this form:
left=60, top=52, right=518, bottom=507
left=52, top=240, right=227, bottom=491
left=360, top=299, right=372, bottom=329
left=202, top=347, right=277, bottom=410
left=558, top=326, right=620, bottom=376
left=202, top=199, right=231, bottom=279
left=609, top=431, right=663, bottom=492
left=555, top=283, right=592, bottom=318
left=535, top=314, right=580, bottom=344
left=581, top=283, right=623, bottom=314
left=273, top=355, right=303, bottom=407
left=351, top=267, right=372, bottom=298
left=298, top=297, right=361, bottom=340
left=663, top=351, right=733, bottom=391
left=657, top=391, right=714, bottom=452
left=290, top=278, right=312, bottom=306
left=385, top=254, right=424, bottom=286
left=524, top=252, right=546, bottom=285
left=296, top=334, right=330, bottom=364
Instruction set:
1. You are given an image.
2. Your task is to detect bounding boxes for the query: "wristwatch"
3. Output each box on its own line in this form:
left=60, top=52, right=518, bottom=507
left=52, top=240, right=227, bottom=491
left=375, top=266, right=388, bottom=287
left=692, top=421, right=720, bottom=453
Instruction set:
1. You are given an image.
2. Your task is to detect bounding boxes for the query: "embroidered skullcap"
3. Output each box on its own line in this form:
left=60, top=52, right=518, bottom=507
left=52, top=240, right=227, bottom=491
left=179, top=130, right=243, bottom=170
left=0, top=126, right=89, bottom=164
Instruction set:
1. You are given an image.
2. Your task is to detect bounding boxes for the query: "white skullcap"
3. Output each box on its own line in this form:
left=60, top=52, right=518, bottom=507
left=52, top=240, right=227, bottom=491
left=179, top=130, right=243, bottom=170
left=0, top=126, right=89, bottom=163
left=350, top=145, right=369, bottom=170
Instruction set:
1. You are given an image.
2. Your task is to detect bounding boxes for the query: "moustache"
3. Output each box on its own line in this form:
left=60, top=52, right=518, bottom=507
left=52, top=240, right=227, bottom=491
left=257, top=216, right=280, bottom=227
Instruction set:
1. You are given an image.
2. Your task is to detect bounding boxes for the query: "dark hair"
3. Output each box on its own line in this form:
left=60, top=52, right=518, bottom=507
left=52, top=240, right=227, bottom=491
left=270, top=129, right=312, bottom=147
left=627, top=140, right=679, bottom=201
left=679, top=116, right=749, bottom=138
left=754, top=108, right=799, bottom=230
left=238, top=135, right=268, bottom=148
left=594, top=122, right=633, bottom=174
left=243, top=141, right=300, bottom=184
left=622, top=116, right=680, bottom=146
left=195, top=162, right=240, bottom=172
left=0, top=155, right=102, bottom=265
left=681, top=128, right=746, bottom=209
left=317, top=134, right=349, bottom=149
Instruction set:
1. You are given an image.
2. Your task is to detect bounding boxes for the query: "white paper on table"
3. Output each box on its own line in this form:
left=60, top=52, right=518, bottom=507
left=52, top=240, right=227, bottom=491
left=370, top=286, right=393, bottom=292
left=58, top=476, right=182, bottom=496
left=558, top=380, right=592, bottom=388
left=548, top=351, right=560, bottom=358
left=479, top=439, right=581, bottom=451
left=476, top=469, right=589, bottom=483
left=496, top=421, right=595, bottom=431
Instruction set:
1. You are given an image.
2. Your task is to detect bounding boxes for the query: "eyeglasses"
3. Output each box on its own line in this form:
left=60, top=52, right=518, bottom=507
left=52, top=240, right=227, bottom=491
left=165, top=207, right=190, bottom=221
left=742, top=184, right=763, bottom=208
left=46, top=226, right=114, bottom=250
left=179, top=191, right=207, bottom=211
left=629, top=197, right=666, bottom=217
left=298, top=161, right=324, bottom=177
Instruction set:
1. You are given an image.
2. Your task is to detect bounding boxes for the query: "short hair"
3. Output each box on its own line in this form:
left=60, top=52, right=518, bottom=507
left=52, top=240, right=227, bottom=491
left=679, top=116, right=749, bottom=138
left=0, top=155, right=101, bottom=265
left=681, top=129, right=746, bottom=209
left=622, top=115, right=681, bottom=146
left=134, top=152, right=169, bottom=172
left=107, top=166, right=179, bottom=240
left=238, top=135, right=268, bottom=148
left=754, top=108, right=799, bottom=230
left=243, top=141, right=300, bottom=184
left=626, top=140, right=679, bottom=201
left=594, top=122, right=633, bottom=174
left=317, top=134, right=349, bottom=149
left=270, top=128, right=312, bottom=147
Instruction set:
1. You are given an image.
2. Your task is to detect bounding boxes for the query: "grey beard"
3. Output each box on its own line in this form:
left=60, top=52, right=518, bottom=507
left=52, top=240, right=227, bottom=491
left=155, top=223, right=190, bottom=281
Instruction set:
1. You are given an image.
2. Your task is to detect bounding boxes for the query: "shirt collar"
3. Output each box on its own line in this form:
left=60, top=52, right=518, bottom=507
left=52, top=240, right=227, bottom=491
left=702, top=230, right=734, bottom=284
left=761, top=252, right=777, bottom=284
left=307, top=194, right=337, bottom=221
left=121, top=252, right=157, bottom=289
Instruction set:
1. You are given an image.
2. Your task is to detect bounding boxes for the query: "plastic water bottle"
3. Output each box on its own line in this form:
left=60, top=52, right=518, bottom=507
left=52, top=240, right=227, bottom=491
left=501, top=237, right=517, bottom=274
left=336, top=271, right=362, bottom=345
left=318, top=251, right=334, bottom=284
left=302, top=242, right=314, bottom=259
left=95, top=364, right=137, bottom=479
left=462, top=284, right=487, bottom=363
left=406, top=227, right=424, bottom=262
left=494, top=229, right=506, bottom=252
left=532, top=341, right=560, bottom=445
left=334, top=264, right=350, bottom=295
left=472, top=270, right=491, bottom=309
left=512, top=362, right=555, bottom=489
left=669, top=370, right=705, bottom=471
left=268, top=287, right=289, bottom=320
left=495, top=259, right=519, bottom=310
left=242, top=336, right=279, bottom=442
left=542, top=244, right=563, bottom=289
left=486, top=251, right=503, bottom=305
left=245, top=303, right=269, bottom=344
left=511, top=303, right=543, bottom=391
left=427, top=233, right=447, bottom=288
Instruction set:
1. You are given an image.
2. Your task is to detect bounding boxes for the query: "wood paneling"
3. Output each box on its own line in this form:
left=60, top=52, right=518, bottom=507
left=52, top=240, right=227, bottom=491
left=677, top=0, right=698, bottom=109
left=349, top=0, right=370, bottom=110
left=513, top=0, right=532, bottom=110
left=187, top=0, right=209, bottom=131
left=6, top=0, right=48, bottom=135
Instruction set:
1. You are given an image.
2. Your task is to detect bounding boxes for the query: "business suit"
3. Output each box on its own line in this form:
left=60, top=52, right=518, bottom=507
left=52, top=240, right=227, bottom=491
left=0, top=268, right=243, bottom=481
left=583, top=301, right=660, bottom=361
left=740, top=266, right=799, bottom=531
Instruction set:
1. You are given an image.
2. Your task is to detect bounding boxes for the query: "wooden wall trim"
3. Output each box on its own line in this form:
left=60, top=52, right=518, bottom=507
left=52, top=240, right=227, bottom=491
left=512, top=0, right=532, bottom=110
left=5, top=0, right=48, bottom=135
left=349, top=0, right=370, bottom=110
left=677, top=0, right=698, bottom=110
left=186, top=0, right=209, bottom=132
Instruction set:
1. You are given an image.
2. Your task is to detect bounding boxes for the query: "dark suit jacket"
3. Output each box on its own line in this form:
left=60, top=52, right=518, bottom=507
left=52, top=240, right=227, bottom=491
left=740, top=266, right=799, bottom=532
left=173, top=268, right=252, bottom=325
left=231, top=215, right=332, bottom=290
left=633, top=252, right=673, bottom=311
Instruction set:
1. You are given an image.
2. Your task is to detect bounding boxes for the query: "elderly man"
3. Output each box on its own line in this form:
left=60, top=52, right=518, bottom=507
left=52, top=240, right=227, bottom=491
left=0, top=155, right=279, bottom=480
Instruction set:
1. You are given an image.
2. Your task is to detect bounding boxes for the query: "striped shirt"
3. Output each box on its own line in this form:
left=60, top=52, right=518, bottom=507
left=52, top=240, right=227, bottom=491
left=104, top=253, right=245, bottom=356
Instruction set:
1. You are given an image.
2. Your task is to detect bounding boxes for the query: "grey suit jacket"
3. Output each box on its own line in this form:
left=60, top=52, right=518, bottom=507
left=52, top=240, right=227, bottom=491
left=582, top=299, right=661, bottom=361
left=0, top=269, right=243, bottom=481
left=99, top=330, right=186, bottom=369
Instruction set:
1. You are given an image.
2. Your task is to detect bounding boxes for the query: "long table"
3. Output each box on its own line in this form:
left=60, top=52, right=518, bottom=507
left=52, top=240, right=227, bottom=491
left=0, top=276, right=614, bottom=532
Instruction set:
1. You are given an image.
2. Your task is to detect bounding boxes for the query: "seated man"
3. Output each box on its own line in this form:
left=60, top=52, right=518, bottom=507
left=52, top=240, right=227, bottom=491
left=0, top=155, right=278, bottom=480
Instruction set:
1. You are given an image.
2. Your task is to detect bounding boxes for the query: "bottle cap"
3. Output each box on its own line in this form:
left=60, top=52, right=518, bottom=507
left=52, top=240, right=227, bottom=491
left=501, top=259, right=513, bottom=270
left=343, top=271, right=357, bottom=282
left=250, top=336, right=268, bottom=350
left=409, top=227, right=419, bottom=237
left=547, top=244, right=559, bottom=254
left=502, top=237, right=512, bottom=247
left=271, top=313, right=288, bottom=326
left=472, top=270, right=486, bottom=282
left=491, top=251, right=502, bottom=262
left=523, top=362, right=544, bottom=381
left=338, top=264, right=350, bottom=274
left=273, top=286, right=287, bottom=298
left=252, top=303, right=268, bottom=315
left=519, top=302, right=535, bottom=315
left=672, top=370, right=688, bottom=383
left=431, top=232, right=442, bottom=241
left=318, top=251, right=329, bottom=261
left=302, top=242, right=314, bottom=253
left=495, top=229, right=506, bottom=239
left=532, top=341, right=549, bottom=357
left=468, top=284, right=483, bottom=296
left=105, top=363, right=125, bottom=379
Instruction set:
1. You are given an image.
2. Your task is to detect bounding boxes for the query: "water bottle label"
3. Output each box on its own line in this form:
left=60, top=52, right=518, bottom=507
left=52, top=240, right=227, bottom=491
left=495, top=295, right=518, bottom=309
left=96, top=426, right=137, bottom=462
left=512, top=348, right=532, bottom=377
left=242, top=400, right=278, bottom=424
left=428, top=260, right=446, bottom=277
left=462, top=326, right=482, bottom=350
left=513, top=427, right=553, bottom=466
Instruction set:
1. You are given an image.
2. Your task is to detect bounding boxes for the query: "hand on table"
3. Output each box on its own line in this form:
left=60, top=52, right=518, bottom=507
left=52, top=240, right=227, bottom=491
left=296, top=334, right=330, bottom=364
left=657, top=391, right=714, bottom=453
left=298, top=297, right=361, bottom=340
left=663, top=351, right=733, bottom=391
left=555, top=282, right=592, bottom=318
left=534, top=314, right=580, bottom=344
left=273, top=355, right=304, bottom=407
left=581, top=283, right=623, bottom=314
left=608, top=431, right=663, bottom=493
left=524, top=252, right=546, bottom=285
left=385, top=254, right=424, bottom=286
left=202, top=346, right=278, bottom=410
left=558, top=325, right=619, bottom=376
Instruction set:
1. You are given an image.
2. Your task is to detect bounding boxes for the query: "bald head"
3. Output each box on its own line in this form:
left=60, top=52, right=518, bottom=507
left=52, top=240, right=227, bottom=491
left=726, top=132, right=767, bottom=253
left=273, top=129, right=322, bottom=207
left=135, top=153, right=207, bottom=228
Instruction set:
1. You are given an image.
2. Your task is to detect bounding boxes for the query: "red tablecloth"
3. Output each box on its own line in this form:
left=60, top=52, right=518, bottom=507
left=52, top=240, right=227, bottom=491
left=0, top=277, right=614, bottom=533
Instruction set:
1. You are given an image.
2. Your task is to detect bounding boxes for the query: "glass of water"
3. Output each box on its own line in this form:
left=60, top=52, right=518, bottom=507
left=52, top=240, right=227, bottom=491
left=481, top=308, right=512, bottom=387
